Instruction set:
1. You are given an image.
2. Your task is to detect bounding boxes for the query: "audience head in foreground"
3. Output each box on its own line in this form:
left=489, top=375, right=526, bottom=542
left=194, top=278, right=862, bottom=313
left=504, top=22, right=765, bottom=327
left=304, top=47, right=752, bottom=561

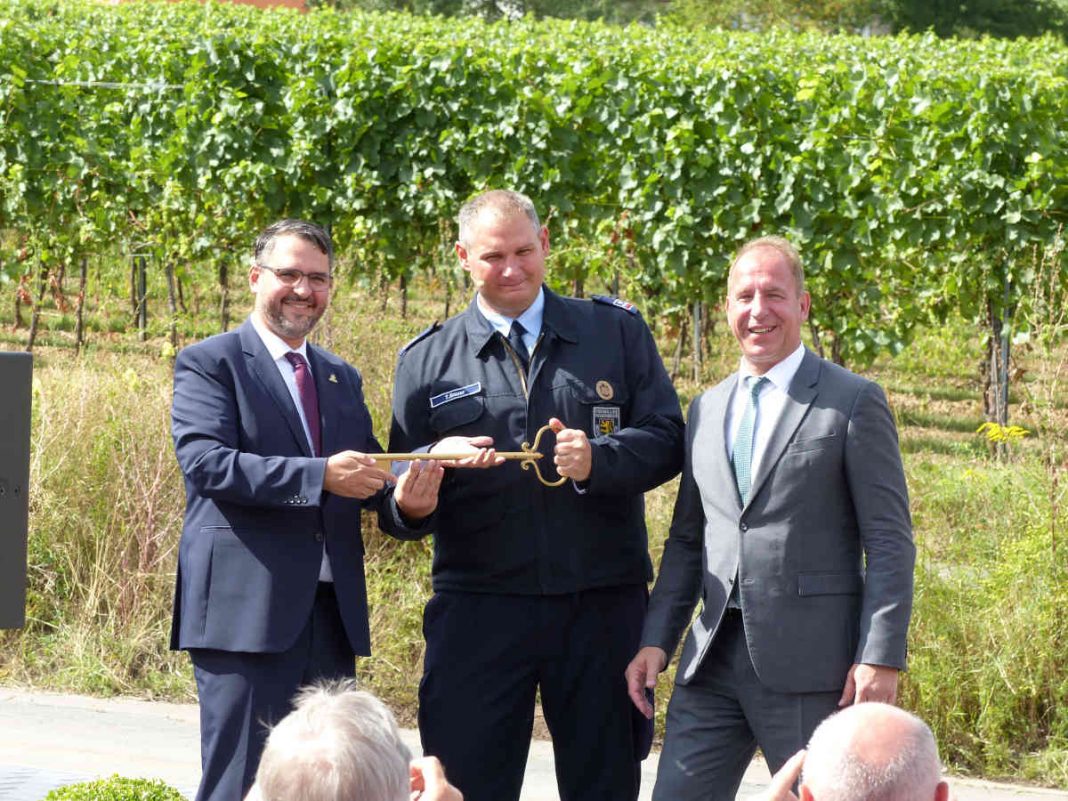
left=253, top=680, right=461, bottom=801
left=763, top=703, right=949, bottom=801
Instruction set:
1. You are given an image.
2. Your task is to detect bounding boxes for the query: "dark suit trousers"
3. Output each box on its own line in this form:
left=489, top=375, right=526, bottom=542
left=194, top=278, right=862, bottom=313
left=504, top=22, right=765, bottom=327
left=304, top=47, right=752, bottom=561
left=189, top=582, right=355, bottom=801
left=652, top=610, right=840, bottom=801
left=418, top=586, right=649, bottom=801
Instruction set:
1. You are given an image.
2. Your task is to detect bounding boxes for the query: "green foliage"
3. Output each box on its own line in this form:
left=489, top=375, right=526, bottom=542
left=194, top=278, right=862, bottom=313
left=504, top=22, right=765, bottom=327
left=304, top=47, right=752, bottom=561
left=43, top=776, right=184, bottom=801
left=903, top=464, right=1068, bottom=783
left=666, top=0, right=879, bottom=32
left=308, top=0, right=663, bottom=23
left=877, top=0, right=1068, bottom=40
left=1, top=1, right=1066, bottom=369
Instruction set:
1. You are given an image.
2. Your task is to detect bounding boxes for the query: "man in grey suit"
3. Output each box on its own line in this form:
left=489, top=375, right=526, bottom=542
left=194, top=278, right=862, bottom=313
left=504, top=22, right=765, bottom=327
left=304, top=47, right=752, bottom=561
left=625, top=236, right=915, bottom=801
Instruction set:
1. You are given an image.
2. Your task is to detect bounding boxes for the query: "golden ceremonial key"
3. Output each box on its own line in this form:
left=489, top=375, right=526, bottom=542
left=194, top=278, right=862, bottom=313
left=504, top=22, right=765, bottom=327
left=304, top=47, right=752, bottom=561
left=371, top=423, right=566, bottom=487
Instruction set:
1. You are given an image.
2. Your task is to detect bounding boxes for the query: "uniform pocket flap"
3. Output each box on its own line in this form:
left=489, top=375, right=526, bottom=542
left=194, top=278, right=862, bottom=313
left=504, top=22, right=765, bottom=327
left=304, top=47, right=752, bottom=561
left=428, top=395, right=485, bottom=434
left=798, top=571, right=862, bottom=596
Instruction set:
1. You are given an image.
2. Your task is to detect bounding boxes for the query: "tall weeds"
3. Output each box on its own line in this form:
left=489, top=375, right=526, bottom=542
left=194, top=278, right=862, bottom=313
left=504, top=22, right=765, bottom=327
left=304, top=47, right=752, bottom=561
left=1, top=352, right=189, bottom=697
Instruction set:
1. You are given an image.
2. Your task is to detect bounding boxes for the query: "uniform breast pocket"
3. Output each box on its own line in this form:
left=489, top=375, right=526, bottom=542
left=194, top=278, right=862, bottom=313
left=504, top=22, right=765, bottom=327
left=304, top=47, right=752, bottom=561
left=428, top=395, right=485, bottom=436
left=563, top=376, right=629, bottom=438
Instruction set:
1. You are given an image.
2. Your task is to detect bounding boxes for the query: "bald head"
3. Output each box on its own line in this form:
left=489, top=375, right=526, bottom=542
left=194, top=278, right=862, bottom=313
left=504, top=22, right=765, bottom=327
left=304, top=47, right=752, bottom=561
left=801, top=703, right=947, bottom=801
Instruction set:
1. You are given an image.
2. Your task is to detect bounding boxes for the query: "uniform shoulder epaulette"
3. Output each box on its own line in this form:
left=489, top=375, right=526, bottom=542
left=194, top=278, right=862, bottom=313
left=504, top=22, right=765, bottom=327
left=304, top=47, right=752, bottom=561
left=591, top=295, right=639, bottom=316
left=399, top=321, right=441, bottom=355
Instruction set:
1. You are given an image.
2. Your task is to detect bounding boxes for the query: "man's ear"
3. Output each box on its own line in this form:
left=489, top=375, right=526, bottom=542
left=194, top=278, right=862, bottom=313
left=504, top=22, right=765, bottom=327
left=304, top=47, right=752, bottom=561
left=455, top=242, right=470, bottom=271
left=800, top=783, right=816, bottom=801
left=539, top=225, right=550, bottom=255
left=934, top=780, right=950, bottom=801
left=248, top=263, right=261, bottom=292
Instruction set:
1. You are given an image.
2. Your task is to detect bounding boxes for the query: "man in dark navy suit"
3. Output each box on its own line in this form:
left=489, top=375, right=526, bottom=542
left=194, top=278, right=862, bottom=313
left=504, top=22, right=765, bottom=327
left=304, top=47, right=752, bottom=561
left=170, top=219, right=444, bottom=801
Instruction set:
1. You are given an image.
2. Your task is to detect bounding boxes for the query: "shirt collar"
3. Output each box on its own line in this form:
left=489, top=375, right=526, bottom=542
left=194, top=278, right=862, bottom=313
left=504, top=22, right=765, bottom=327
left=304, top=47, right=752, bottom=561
left=476, top=287, right=545, bottom=338
left=737, top=342, right=806, bottom=393
left=249, top=313, right=310, bottom=363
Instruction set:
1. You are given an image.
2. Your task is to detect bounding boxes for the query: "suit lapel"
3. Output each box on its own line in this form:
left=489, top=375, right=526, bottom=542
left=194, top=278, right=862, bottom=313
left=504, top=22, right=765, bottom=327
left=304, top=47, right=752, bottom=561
left=703, top=377, right=742, bottom=508
left=745, top=348, right=821, bottom=508
left=306, top=346, right=340, bottom=456
left=240, top=321, right=313, bottom=458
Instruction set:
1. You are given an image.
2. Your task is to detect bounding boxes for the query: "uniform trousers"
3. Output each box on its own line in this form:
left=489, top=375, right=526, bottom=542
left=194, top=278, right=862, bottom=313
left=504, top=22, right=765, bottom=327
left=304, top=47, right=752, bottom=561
left=652, top=609, right=840, bottom=801
left=419, top=585, right=649, bottom=801
left=189, top=582, right=355, bottom=801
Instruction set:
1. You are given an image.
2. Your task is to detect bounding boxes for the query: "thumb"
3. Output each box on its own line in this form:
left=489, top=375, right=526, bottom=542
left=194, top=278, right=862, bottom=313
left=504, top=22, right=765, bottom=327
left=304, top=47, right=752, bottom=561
left=548, top=417, right=565, bottom=433
left=838, top=670, right=856, bottom=707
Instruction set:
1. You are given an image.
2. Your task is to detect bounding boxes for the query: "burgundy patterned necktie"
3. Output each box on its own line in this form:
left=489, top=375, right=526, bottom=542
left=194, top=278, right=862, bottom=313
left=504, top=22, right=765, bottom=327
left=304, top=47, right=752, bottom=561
left=284, top=352, right=322, bottom=457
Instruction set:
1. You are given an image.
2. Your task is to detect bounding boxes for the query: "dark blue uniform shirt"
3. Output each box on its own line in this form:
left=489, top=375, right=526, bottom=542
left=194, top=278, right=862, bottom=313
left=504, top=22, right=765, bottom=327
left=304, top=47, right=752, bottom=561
left=389, top=288, right=684, bottom=595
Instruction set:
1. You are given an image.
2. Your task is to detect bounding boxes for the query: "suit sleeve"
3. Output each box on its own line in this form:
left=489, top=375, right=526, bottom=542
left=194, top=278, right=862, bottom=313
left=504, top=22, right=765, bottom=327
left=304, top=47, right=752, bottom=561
left=379, top=352, right=436, bottom=541
left=584, top=314, right=684, bottom=496
left=328, top=363, right=435, bottom=539
left=171, top=345, right=326, bottom=508
left=846, top=381, right=915, bottom=670
left=640, top=397, right=706, bottom=658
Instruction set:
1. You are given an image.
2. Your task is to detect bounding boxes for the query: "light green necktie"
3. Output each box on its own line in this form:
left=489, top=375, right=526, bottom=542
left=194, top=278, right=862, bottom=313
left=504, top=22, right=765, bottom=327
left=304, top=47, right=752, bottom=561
left=732, top=376, right=769, bottom=505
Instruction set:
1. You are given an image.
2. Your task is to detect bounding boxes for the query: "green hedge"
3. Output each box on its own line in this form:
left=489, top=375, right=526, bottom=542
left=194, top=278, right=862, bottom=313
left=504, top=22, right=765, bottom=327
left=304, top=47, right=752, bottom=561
left=1, top=0, right=1066, bottom=364
left=44, top=776, right=184, bottom=801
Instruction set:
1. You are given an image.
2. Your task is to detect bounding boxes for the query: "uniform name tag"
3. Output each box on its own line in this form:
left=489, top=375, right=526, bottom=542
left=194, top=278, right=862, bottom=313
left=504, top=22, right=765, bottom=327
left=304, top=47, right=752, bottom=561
left=592, top=406, right=621, bottom=436
left=429, top=382, right=482, bottom=409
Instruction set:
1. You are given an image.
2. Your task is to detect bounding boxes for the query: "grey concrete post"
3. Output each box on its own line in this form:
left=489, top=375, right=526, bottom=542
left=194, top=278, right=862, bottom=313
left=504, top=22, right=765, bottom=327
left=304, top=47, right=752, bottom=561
left=0, top=352, right=32, bottom=629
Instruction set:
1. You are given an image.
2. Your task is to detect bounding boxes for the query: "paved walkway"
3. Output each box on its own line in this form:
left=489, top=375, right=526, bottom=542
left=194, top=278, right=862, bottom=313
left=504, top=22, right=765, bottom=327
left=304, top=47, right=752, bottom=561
left=1, top=688, right=1064, bottom=801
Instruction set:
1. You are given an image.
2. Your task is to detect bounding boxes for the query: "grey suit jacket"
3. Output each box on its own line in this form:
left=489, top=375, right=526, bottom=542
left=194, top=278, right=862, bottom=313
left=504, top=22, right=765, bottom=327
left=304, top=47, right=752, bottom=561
left=641, top=349, right=914, bottom=694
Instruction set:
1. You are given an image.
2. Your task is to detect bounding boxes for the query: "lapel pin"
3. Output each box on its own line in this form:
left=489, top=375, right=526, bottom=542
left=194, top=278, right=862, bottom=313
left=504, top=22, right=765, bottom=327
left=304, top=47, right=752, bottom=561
left=329, top=373, right=338, bottom=384
left=596, top=380, right=614, bottom=401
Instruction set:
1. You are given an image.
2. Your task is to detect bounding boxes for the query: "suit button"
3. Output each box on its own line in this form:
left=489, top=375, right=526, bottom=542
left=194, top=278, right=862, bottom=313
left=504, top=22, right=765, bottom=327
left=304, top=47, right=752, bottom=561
left=740, top=523, right=748, bottom=532
left=314, top=531, right=324, bottom=543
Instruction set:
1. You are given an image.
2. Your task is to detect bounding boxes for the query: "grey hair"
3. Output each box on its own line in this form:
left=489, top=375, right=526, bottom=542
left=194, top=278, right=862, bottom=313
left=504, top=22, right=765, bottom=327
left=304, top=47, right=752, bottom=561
left=254, top=680, right=411, bottom=801
left=457, top=189, right=541, bottom=246
left=728, top=235, right=805, bottom=294
left=254, top=219, right=335, bottom=272
left=802, top=703, right=943, bottom=801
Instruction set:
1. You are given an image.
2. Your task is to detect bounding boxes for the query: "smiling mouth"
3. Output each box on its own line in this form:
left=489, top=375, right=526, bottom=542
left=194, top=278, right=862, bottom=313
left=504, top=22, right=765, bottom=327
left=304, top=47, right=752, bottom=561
left=749, top=326, right=776, bottom=334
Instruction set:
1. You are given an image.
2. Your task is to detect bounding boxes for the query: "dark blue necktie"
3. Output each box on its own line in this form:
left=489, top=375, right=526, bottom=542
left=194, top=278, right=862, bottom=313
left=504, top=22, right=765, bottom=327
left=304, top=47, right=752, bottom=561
left=507, top=320, right=530, bottom=374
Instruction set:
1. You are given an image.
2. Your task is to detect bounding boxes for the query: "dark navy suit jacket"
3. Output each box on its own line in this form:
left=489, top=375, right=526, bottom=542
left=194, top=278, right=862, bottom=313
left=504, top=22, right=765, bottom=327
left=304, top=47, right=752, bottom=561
left=170, top=319, right=415, bottom=656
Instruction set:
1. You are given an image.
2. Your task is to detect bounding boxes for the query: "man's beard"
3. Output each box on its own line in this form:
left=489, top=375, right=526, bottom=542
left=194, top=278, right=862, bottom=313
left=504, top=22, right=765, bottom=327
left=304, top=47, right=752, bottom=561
left=261, top=296, right=324, bottom=342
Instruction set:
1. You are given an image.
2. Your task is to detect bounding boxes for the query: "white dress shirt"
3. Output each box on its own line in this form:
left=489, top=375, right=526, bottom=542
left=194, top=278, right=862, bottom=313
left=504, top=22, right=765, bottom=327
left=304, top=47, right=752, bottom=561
left=477, top=287, right=544, bottom=353
left=249, top=314, right=333, bottom=582
left=724, top=343, right=806, bottom=482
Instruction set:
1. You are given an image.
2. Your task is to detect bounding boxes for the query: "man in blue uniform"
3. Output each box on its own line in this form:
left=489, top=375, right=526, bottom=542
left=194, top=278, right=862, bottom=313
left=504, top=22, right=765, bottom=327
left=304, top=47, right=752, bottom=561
left=388, top=190, right=684, bottom=801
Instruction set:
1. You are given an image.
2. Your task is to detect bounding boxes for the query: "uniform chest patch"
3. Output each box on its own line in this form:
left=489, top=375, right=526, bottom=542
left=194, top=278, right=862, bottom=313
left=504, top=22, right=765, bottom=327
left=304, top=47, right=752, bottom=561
left=593, top=406, right=621, bottom=436
left=429, top=382, right=481, bottom=409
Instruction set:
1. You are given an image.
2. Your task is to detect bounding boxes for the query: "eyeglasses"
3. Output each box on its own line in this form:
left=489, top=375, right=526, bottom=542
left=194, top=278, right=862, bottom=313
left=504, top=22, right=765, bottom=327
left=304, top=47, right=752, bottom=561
left=256, top=264, right=333, bottom=291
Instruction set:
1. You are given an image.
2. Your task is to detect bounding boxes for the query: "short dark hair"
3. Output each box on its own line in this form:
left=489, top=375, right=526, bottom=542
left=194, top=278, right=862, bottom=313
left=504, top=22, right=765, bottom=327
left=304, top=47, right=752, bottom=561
left=457, top=190, right=541, bottom=246
left=254, top=219, right=335, bottom=271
